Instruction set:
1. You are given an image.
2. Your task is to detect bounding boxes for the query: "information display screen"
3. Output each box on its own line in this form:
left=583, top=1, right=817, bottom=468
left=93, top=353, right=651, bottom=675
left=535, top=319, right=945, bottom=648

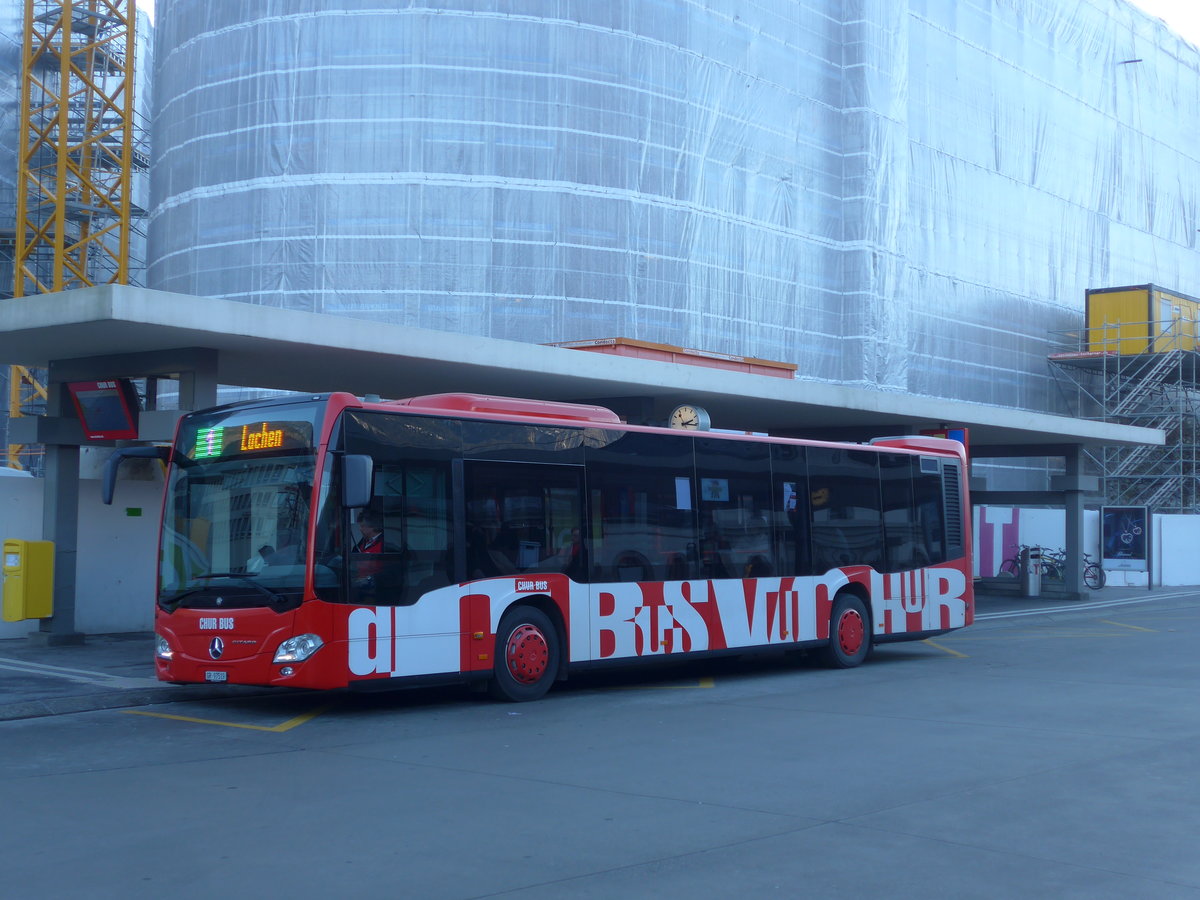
left=66, top=380, right=140, bottom=440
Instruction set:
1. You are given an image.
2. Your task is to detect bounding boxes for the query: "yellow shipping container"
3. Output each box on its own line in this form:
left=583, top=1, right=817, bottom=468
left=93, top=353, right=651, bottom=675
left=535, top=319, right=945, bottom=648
left=1086, top=285, right=1200, bottom=354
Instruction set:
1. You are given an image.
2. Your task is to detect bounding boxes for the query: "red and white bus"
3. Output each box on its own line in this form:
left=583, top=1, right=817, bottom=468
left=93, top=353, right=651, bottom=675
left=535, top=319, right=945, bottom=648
left=107, top=391, right=973, bottom=701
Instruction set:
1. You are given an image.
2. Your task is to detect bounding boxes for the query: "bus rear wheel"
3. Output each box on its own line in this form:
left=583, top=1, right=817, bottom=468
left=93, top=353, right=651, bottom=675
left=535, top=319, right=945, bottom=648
left=488, top=606, right=559, bottom=702
left=819, top=592, right=871, bottom=668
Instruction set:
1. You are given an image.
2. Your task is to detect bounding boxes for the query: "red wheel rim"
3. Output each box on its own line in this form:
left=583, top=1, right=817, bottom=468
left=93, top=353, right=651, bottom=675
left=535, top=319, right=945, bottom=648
left=505, top=623, right=549, bottom=684
left=837, top=609, right=865, bottom=656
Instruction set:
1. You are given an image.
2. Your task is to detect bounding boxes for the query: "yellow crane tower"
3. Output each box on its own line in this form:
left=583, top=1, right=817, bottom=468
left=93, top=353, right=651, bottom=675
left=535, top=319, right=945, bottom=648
left=7, top=0, right=141, bottom=470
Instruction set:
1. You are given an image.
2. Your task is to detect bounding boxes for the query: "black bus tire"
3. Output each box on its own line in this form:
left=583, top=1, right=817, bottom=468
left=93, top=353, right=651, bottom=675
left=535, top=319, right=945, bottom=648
left=819, top=592, right=871, bottom=668
left=488, top=606, right=559, bottom=702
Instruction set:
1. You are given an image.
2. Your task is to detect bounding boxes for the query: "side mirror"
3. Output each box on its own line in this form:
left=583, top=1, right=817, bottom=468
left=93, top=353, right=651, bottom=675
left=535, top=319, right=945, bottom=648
left=103, top=446, right=171, bottom=505
left=342, top=454, right=374, bottom=509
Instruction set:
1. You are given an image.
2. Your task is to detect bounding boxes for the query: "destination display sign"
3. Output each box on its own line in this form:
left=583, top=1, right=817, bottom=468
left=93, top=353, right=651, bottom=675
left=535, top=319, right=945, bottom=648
left=189, top=420, right=315, bottom=460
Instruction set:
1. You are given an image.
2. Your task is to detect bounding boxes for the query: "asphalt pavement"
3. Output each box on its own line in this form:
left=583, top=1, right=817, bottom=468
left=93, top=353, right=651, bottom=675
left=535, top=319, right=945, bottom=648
left=0, top=631, right=277, bottom=720
left=0, top=581, right=1177, bottom=721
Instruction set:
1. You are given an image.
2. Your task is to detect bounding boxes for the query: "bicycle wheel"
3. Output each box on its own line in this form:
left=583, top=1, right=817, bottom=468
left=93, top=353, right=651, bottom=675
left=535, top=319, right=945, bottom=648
left=998, top=558, right=1020, bottom=578
left=1083, top=564, right=1106, bottom=590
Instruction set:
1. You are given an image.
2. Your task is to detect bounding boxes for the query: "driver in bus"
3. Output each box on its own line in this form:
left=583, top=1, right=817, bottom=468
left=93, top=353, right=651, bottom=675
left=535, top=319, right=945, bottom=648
left=352, top=509, right=388, bottom=597
left=354, top=509, right=385, bottom=555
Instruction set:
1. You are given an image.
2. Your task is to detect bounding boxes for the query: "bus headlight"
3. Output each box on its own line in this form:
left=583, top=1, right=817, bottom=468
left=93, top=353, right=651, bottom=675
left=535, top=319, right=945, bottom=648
left=156, top=634, right=173, bottom=660
left=273, top=634, right=324, bottom=663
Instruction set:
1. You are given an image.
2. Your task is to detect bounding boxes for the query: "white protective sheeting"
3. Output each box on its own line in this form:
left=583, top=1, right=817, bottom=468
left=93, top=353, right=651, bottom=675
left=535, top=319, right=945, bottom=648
left=147, top=0, right=1200, bottom=411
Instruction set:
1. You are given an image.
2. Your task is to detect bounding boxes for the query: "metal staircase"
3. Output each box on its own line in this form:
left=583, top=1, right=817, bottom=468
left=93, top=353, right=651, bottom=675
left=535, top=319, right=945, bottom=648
left=1050, top=321, right=1200, bottom=513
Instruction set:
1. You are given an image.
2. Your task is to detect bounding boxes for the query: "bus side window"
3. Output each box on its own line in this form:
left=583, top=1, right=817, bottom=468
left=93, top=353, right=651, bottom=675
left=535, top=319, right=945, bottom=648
left=880, top=453, right=920, bottom=572
left=585, top=432, right=697, bottom=583
left=807, top=447, right=883, bottom=572
left=695, top=438, right=774, bottom=580
left=463, top=462, right=585, bottom=581
left=771, top=444, right=811, bottom=577
left=913, top=461, right=948, bottom=565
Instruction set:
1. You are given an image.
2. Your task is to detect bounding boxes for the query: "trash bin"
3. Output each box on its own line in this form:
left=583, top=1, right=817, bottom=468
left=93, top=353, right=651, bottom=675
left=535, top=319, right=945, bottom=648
left=1021, top=546, right=1041, bottom=598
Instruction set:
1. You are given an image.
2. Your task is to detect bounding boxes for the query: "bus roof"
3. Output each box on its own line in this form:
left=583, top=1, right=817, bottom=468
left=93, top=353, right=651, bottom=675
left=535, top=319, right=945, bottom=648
left=351, top=392, right=966, bottom=458
left=386, top=393, right=623, bottom=424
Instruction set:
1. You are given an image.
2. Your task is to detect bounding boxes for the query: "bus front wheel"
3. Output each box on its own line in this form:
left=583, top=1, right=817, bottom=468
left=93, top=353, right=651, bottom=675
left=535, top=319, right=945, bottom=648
left=488, top=606, right=559, bottom=702
left=819, top=592, right=871, bottom=668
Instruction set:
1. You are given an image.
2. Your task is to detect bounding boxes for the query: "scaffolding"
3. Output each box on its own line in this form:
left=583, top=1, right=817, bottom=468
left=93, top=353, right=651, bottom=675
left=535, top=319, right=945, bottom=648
left=6, top=0, right=146, bottom=471
left=1049, top=319, right=1200, bottom=513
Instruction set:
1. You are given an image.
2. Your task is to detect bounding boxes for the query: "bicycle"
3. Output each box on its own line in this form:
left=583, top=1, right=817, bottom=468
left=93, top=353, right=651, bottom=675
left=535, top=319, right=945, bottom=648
left=996, top=544, right=1028, bottom=578
left=997, top=545, right=1051, bottom=579
left=1039, top=548, right=1066, bottom=582
left=1050, top=548, right=1107, bottom=589
left=1082, top=552, right=1106, bottom=590
left=997, top=546, right=1103, bottom=589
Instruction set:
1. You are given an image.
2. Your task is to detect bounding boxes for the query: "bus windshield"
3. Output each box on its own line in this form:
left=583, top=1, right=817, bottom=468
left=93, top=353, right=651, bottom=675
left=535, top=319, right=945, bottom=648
left=159, top=402, right=323, bottom=611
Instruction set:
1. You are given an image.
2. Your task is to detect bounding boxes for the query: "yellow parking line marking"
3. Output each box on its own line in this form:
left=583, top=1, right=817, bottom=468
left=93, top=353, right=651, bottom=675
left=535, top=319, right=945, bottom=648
left=1099, top=619, right=1156, bottom=632
left=123, top=705, right=331, bottom=732
left=922, top=639, right=968, bottom=658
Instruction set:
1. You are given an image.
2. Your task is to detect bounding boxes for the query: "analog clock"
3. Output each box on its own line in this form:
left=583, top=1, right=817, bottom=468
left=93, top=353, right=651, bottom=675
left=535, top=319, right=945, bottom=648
left=668, top=404, right=711, bottom=431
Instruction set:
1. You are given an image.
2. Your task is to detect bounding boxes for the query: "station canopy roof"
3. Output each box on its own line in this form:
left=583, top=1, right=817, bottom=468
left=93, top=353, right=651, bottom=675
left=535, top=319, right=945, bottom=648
left=0, top=285, right=1163, bottom=454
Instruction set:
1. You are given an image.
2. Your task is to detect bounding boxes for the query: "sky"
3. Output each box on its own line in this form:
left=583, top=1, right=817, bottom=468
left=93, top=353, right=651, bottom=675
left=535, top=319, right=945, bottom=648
left=1129, top=0, right=1200, bottom=45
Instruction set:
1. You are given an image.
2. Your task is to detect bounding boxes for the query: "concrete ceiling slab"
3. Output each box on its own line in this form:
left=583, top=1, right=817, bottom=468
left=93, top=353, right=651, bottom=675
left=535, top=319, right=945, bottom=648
left=0, top=285, right=1163, bottom=453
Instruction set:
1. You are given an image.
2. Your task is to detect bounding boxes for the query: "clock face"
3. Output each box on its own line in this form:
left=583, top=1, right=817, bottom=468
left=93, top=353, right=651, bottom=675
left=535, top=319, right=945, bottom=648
left=669, top=405, right=710, bottom=430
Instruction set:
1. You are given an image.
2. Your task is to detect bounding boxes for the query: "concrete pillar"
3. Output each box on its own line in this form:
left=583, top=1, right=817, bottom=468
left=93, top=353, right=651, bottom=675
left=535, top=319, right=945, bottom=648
left=34, top=383, right=83, bottom=645
left=1059, top=446, right=1088, bottom=602
left=178, top=358, right=219, bottom=410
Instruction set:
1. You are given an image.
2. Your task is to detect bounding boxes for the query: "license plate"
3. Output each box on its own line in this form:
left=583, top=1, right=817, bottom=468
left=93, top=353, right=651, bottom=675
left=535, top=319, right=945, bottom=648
left=205, top=671, right=227, bottom=683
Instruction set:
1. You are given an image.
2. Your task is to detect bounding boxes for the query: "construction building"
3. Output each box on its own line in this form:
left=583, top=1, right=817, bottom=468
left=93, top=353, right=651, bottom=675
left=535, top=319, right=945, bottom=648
left=1, top=0, right=1198, bottom=488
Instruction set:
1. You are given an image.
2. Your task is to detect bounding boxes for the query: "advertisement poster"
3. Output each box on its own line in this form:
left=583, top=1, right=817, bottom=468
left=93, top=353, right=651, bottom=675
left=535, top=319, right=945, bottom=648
left=1101, top=506, right=1149, bottom=571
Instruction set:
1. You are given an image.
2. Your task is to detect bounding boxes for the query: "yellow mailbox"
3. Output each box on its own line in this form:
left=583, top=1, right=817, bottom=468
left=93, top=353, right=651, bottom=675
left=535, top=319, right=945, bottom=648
left=2, top=539, right=55, bottom=622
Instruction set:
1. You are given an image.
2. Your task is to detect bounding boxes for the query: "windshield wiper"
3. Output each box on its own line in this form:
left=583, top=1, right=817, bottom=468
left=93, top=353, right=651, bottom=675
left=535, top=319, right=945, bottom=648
left=159, top=588, right=203, bottom=611
left=192, top=573, right=286, bottom=603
